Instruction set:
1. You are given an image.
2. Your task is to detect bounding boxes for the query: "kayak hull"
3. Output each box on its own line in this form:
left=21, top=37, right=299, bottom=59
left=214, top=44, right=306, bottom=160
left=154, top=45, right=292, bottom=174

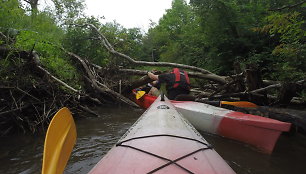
left=132, top=94, right=291, bottom=154
left=89, top=96, right=235, bottom=174
left=174, top=101, right=291, bottom=153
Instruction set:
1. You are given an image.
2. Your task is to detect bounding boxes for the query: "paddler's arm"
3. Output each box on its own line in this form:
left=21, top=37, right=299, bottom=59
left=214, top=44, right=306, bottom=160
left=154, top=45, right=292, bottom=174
left=147, top=71, right=159, bottom=81
left=148, top=71, right=165, bottom=90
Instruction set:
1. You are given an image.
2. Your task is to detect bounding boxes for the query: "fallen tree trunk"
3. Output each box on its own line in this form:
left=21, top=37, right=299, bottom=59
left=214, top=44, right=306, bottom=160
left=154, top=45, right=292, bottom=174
left=117, top=68, right=229, bottom=82
left=75, top=24, right=305, bottom=107
left=79, top=24, right=228, bottom=84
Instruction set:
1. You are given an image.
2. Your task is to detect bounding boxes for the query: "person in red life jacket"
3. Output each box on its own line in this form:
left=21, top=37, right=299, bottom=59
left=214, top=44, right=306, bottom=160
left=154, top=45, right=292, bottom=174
left=147, top=68, right=191, bottom=100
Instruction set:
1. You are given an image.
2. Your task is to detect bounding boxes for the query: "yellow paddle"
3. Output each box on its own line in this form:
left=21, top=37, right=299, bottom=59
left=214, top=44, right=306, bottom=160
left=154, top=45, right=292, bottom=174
left=42, top=107, right=77, bottom=174
left=136, top=91, right=146, bottom=99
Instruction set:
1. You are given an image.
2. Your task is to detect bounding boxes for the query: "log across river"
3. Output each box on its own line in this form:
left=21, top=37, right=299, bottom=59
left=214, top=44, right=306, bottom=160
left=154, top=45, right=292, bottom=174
left=0, top=106, right=305, bottom=174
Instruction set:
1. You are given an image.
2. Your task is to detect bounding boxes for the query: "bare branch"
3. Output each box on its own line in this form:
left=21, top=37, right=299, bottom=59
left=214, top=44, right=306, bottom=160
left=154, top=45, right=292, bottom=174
left=79, top=23, right=227, bottom=84
left=30, top=51, right=81, bottom=93
left=0, top=31, right=7, bottom=40
left=207, top=83, right=282, bottom=100
left=250, top=84, right=281, bottom=94
left=58, top=46, right=139, bottom=107
left=269, top=0, right=306, bottom=11
left=0, top=104, right=30, bottom=117
left=16, top=87, right=41, bottom=102
left=23, top=0, right=31, bottom=4
left=94, top=80, right=139, bottom=107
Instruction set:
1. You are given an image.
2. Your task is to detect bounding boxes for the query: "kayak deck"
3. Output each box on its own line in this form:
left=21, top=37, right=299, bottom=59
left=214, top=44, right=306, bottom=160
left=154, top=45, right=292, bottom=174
left=89, top=96, right=235, bottom=174
left=132, top=93, right=291, bottom=154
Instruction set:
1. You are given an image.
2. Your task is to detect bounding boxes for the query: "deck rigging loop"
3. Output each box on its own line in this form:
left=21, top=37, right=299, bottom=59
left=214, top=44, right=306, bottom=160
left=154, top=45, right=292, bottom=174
left=116, top=134, right=213, bottom=174
left=157, top=105, right=170, bottom=109
left=161, top=92, right=165, bottom=101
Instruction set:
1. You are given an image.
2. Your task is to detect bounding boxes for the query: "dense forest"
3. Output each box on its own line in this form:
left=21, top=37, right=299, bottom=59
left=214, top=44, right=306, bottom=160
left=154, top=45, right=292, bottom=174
left=0, top=0, right=305, bottom=135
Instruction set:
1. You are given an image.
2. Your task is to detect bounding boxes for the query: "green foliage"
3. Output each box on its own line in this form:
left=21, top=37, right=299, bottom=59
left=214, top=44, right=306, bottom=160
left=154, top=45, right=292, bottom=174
left=266, top=12, right=305, bottom=43
left=42, top=52, right=80, bottom=88
left=1, top=0, right=305, bottom=94
left=189, top=0, right=272, bottom=74
left=51, top=0, right=85, bottom=24
left=184, top=0, right=306, bottom=79
left=258, top=12, right=306, bottom=81
left=144, top=0, right=206, bottom=69
left=64, top=17, right=144, bottom=66
left=9, top=11, right=81, bottom=87
left=100, top=21, right=143, bottom=60
left=0, top=0, right=80, bottom=88
left=0, top=0, right=30, bottom=30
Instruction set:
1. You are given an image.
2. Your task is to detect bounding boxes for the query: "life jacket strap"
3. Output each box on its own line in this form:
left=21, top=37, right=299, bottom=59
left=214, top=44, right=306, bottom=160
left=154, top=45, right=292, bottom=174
left=173, top=68, right=180, bottom=88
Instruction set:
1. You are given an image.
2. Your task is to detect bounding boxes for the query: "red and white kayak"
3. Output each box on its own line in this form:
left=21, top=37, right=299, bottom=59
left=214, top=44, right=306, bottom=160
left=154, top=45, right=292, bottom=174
left=132, top=93, right=291, bottom=154
left=89, top=95, right=235, bottom=174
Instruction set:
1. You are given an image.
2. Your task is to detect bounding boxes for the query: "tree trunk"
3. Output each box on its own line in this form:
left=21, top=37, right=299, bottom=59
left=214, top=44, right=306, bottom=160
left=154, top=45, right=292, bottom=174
left=245, top=64, right=268, bottom=105
left=24, top=0, right=39, bottom=15
left=277, top=82, right=298, bottom=105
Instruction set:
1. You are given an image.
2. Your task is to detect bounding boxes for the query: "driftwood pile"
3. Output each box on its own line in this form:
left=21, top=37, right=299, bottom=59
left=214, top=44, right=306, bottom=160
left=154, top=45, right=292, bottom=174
left=0, top=24, right=305, bottom=136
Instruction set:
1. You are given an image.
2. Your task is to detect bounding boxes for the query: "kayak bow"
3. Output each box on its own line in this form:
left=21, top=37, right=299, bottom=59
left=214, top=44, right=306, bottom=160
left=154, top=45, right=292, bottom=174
left=89, top=95, right=235, bottom=174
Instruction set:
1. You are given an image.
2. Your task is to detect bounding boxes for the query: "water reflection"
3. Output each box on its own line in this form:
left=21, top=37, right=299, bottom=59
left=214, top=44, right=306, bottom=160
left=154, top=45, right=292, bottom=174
left=0, top=106, right=305, bottom=174
left=65, top=106, right=143, bottom=174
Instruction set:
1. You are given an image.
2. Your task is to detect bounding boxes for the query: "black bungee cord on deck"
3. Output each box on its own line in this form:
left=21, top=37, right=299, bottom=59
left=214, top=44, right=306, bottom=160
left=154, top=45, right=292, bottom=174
left=116, top=134, right=213, bottom=174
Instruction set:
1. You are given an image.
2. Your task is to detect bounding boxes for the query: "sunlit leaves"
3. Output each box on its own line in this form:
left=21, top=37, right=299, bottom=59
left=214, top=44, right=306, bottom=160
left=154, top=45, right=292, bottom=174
left=0, top=0, right=30, bottom=29
left=144, top=0, right=204, bottom=66
left=266, top=12, right=305, bottom=43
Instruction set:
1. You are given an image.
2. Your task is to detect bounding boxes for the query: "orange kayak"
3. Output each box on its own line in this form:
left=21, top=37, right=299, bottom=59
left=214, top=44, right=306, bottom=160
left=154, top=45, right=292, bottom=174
left=88, top=95, right=235, bottom=174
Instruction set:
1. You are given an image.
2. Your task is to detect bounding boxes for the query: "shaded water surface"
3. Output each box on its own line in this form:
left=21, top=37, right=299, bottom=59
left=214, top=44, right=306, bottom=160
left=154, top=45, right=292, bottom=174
left=0, top=106, right=305, bottom=174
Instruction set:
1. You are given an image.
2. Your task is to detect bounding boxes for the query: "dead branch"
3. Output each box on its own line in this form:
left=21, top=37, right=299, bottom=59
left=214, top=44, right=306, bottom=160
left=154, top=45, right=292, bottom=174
left=0, top=31, right=8, bottom=41
left=98, top=68, right=228, bottom=93
left=60, top=47, right=139, bottom=107
left=96, top=67, right=226, bottom=82
left=94, top=80, right=139, bottom=107
left=269, top=0, right=306, bottom=11
left=16, top=87, right=41, bottom=102
left=60, top=48, right=99, bottom=86
left=79, top=105, right=100, bottom=117
left=0, top=46, right=80, bottom=93
left=209, top=80, right=237, bottom=98
left=30, top=51, right=106, bottom=105
left=207, top=87, right=270, bottom=100
left=0, top=104, right=30, bottom=116
left=36, top=64, right=80, bottom=93
left=122, top=75, right=153, bottom=94
left=251, top=83, right=282, bottom=93
left=80, top=24, right=228, bottom=84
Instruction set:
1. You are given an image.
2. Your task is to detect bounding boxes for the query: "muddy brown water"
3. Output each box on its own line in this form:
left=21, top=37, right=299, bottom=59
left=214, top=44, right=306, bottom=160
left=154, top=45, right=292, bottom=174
left=0, top=106, right=305, bottom=174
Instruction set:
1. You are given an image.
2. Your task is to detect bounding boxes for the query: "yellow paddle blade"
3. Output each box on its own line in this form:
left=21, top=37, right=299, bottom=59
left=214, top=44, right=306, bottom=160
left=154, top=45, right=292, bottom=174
left=136, top=91, right=146, bottom=100
left=221, top=101, right=258, bottom=108
left=42, top=107, right=77, bottom=174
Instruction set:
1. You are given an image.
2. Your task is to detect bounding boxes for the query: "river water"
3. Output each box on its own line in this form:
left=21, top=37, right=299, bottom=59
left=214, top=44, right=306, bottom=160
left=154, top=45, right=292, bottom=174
left=0, top=106, right=305, bottom=174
